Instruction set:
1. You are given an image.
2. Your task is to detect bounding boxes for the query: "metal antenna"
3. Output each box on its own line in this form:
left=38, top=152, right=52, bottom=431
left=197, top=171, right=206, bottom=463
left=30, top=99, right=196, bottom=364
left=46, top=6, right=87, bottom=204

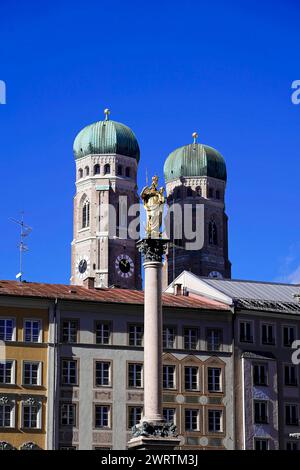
left=9, top=212, right=32, bottom=282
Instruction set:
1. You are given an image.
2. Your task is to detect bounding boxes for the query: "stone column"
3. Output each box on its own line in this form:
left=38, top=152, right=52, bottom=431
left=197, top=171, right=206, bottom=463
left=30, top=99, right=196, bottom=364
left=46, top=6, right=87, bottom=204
left=128, top=238, right=181, bottom=450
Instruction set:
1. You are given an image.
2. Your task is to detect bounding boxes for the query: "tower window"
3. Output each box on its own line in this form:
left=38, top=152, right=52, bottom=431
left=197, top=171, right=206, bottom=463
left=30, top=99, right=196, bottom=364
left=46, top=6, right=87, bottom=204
left=196, top=186, right=201, bottom=197
left=104, top=164, right=111, bottom=175
left=85, top=166, right=90, bottom=176
left=78, top=168, right=83, bottom=179
left=174, top=188, right=181, bottom=200
left=186, top=187, right=193, bottom=198
left=117, top=165, right=123, bottom=176
left=82, top=199, right=90, bottom=228
left=208, top=220, right=218, bottom=245
left=94, top=164, right=100, bottom=175
left=216, top=190, right=220, bottom=199
left=208, top=187, right=214, bottom=198
left=125, top=167, right=131, bottom=178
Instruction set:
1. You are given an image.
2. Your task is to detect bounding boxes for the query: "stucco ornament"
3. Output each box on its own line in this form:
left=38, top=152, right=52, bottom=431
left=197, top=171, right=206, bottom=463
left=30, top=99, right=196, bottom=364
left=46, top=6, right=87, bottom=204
left=140, top=175, right=165, bottom=239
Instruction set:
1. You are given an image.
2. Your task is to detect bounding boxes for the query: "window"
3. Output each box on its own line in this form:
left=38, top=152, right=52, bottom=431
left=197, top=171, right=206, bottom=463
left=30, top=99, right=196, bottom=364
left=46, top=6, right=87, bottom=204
left=128, top=324, right=144, bottom=347
left=286, top=441, right=298, bottom=451
left=128, top=363, right=143, bottom=388
left=286, top=404, right=298, bottom=425
left=104, top=164, right=110, bottom=175
left=253, top=364, right=268, bottom=386
left=208, top=188, right=214, bottom=198
left=163, top=327, right=176, bottom=349
left=95, top=405, right=110, bottom=428
left=94, top=164, right=100, bottom=175
left=163, top=408, right=176, bottom=424
left=0, top=319, right=14, bottom=341
left=262, top=324, right=275, bottom=345
left=125, top=167, right=131, bottom=178
left=239, top=321, right=253, bottom=343
left=163, top=365, right=176, bottom=389
left=60, top=403, right=76, bottom=427
left=23, top=362, right=41, bottom=386
left=61, top=320, right=78, bottom=343
left=95, top=322, right=111, bottom=345
left=85, top=166, right=89, bottom=176
left=0, top=361, right=14, bottom=384
left=285, top=365, right=298, bottom=386
left=128, top=406, right=142, bottom=429
left=255, top=439, right=269, bottom=451
left=186, top=187, right=193, bottom=198
left=174, top=187, right=181, bottom=200
left=61, top=360, right=78, bottom=386
left=82, top=199, right=90, bottom=228
left=208, top=367, right=221, bottom=392
left=208, top=409, right=223, bottom=432
left=0, top=403, right=13, bottom=428
left=183, top=328, right=198, bottom=350
left=185, top=409, right=199, bottom=431
left=208, top=220, right=218, bottom=245
left=184, top=366, right=199, bottom=391
left=24, top=319, right=41, bottom=343
left=207, top=328, right=222, bottom=351
left=216, top=190, right=220, bottom=199
left=254, top=401, right=268, bottom=424
left=78, top=168, right=83, bottom=179
left=22, top=402, right=41, bottom=429
left=95, top=361, right=111, bottom=387
left=117, top=165, right=123, bottom=176
left=283, top=326, right=295, bottom=347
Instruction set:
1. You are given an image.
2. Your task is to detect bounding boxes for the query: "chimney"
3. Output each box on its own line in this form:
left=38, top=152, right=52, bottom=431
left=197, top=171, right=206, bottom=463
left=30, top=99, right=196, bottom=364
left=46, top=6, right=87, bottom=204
left=174, top=283, right=182, bottom=296
left=83, top=277, right=95, bottom=290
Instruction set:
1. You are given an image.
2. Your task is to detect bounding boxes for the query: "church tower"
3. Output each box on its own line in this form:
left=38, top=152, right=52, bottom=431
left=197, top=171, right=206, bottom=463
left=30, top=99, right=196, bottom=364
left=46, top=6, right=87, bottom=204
left=71, top=109, right=141, bottom=289
left=163, top=133, right=231, bottom=285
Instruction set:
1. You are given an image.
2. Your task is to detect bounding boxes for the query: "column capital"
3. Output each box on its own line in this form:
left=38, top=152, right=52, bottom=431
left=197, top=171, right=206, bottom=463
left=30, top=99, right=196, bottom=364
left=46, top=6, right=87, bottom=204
left=137, top=238, right=169, bottom=263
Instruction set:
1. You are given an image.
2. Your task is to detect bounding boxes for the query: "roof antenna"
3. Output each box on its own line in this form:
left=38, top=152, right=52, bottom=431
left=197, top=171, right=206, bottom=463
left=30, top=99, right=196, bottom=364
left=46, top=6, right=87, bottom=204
left=9, top=212, right=32, bottom=282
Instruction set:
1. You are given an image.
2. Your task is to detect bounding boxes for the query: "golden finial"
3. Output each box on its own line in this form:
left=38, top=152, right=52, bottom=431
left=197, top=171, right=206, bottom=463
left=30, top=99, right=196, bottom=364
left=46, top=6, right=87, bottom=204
left=192, top=132, right=198, bottom=144
left=104, top=108, right=111, bottom=121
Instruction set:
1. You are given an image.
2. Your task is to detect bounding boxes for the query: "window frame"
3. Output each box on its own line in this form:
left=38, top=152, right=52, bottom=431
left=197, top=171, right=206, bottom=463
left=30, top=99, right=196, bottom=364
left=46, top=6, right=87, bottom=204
left=60, top=402, right=77, bottom=428
left=127, top=362, right=143, bottom=389
left=128, top=323, right=144, bottom=347
left=163, top=326, right=177, bottom=349
left=22, top=361, right=42, bottom=387
left=183, top=327, right=199, bottom=350
left=61, top=358, right=79, bottom=387
left=21, top=401, right=42, bottom=430
left=254, top=400, right=269, bottom=424
left=23, top=318, right=42, bottom=343
left=0, top=359, right=16, bottom=385
left=94, top=360, right=112, bottom=388
left=0, top=401, right=15, bottom=429
left=61, top=319, right=79, bottom=344
left=239, top=320, right=254, bottom=343
left=127, top=406, right=143, bottom=430
left=94, top=321, right=112, bottom=345
left=252, top=363, right=268, bottom=387
left=94, top=404, right=111, bottom=430
left=206, top=328, right=223, bottom=351
left=0, top=318, right=16, bottom=342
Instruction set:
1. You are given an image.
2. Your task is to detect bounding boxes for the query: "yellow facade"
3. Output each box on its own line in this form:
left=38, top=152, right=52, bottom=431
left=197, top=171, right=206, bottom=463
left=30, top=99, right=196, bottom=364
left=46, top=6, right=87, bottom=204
left=0, top=305, right=49, bottom=450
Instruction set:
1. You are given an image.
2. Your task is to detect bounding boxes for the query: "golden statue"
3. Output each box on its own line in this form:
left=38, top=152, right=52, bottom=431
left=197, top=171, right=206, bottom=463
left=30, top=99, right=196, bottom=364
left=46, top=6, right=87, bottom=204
left=140, top=175, right=165, bottom=238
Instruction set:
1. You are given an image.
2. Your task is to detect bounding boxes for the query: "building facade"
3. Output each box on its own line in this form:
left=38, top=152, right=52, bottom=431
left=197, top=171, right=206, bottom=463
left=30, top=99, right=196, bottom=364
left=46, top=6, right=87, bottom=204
left=0, top=279, right=234, bottom=450
left=0, top=293, right=49, bottom=450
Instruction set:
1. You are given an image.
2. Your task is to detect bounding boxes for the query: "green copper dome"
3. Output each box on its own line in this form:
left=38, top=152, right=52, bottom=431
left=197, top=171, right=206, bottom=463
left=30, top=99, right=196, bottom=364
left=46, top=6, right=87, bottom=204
left=164, top=142, right=227, bottom=182
left=73, top=116, right=140, bottom=161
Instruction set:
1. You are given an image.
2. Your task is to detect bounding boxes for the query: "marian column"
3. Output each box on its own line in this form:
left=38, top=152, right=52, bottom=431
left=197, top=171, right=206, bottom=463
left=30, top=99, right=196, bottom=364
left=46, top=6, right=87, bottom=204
left=128, top=176, right=180, bottom=450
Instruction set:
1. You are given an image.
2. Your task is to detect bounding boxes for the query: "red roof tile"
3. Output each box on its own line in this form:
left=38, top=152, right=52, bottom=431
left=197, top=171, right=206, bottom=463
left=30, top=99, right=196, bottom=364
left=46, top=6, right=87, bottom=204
left=0, top=280, right=230, bottom=311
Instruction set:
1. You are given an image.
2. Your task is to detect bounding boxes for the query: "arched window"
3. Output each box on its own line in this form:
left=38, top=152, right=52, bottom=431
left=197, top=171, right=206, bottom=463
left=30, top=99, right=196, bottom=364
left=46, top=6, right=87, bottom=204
left=209, top=220, right=218, bottom=246
left=117, top=165, right=123, bottom=176
left=82, top=199, right=90, bottom=228
left=94, top=164, right=100, bottom=175
left=196, top=186, right=202, bottom=197
left=85, top=166, right=90, bottom=176
left=104, top=164, right=110, bottom=175
left=186, top=187, right=193, bottom=198
left=209, top=187, right=214, bottom=198
left=125, top=167, right=131, bottom=178
left=78, top=168, right=83, bottom=179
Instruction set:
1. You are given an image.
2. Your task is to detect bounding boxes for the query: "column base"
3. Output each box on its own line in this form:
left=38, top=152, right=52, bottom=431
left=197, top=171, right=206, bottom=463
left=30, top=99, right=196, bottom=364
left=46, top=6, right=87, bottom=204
left=128, top=420, right=181, bottom=450
left=128, top=435, right=181, bottom=450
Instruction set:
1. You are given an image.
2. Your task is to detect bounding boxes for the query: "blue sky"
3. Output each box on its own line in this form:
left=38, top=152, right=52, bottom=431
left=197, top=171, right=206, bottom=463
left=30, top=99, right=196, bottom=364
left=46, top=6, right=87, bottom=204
left=0, top=0, right=300, bottom=285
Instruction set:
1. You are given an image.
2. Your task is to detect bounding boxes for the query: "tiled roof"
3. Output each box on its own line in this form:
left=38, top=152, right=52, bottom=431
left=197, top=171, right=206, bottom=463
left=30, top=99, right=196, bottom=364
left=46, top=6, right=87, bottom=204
left=0, top=280, right=230, bottom=311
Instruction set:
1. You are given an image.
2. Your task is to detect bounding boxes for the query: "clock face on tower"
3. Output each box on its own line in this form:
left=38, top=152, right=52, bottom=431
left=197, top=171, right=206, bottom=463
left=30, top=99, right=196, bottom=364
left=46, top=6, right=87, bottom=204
left=76, top=256, right=90, bottom=279
left=115, top=254, right=134, bottom=278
